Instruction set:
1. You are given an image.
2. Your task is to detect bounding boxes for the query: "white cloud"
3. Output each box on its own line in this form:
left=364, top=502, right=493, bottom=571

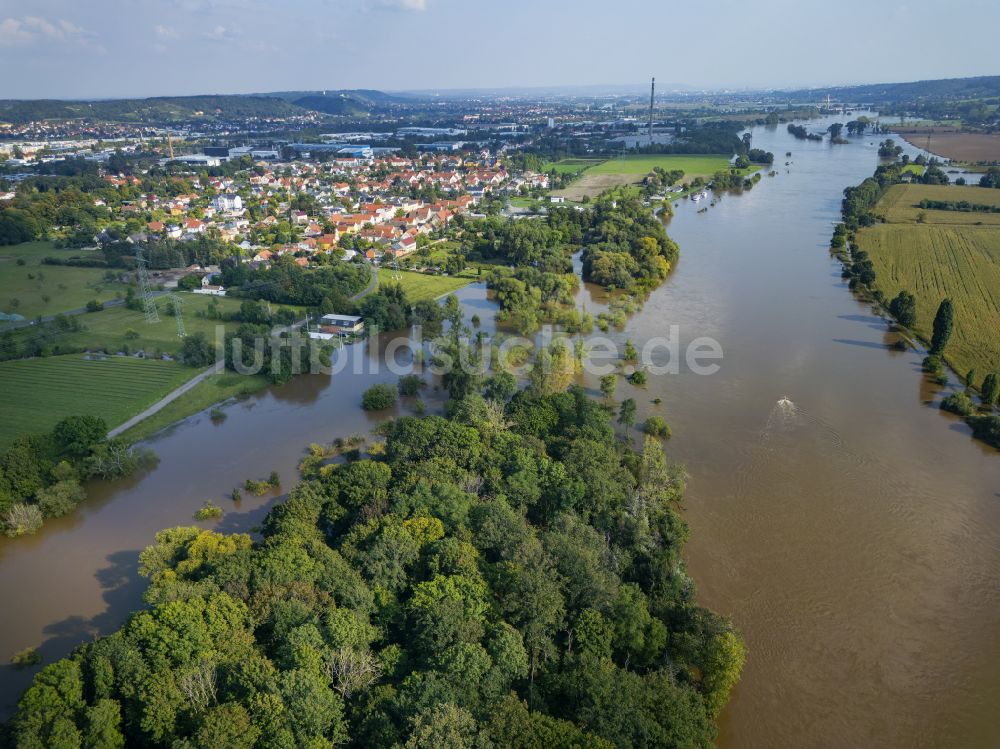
left=0, top=15, right=89, bottom=46
left=201, top=24, right=238, bottom=40
left=0, top=18, right=32, bottom=45
left=154, top=24, right=177, bottom=39
left=369, top=0, right=428, bottom=11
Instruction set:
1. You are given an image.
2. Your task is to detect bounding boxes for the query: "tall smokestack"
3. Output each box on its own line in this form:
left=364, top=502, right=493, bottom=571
left=649, top=77, right=655, bottom=143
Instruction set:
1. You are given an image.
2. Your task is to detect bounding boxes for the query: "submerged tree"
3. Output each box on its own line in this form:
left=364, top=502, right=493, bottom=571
left=618, top=398, right=637, bottom=438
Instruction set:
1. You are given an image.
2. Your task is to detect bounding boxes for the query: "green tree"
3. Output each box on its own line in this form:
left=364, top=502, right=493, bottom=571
left=53, top=414, right=107, bottom=459
left=888, top=290, right=917, bottom=328
left=83, top=699, right=125, bottom=749
left=599, top=374, right=617, bottom=401
left=181, top=332, right=217, bottom=367
left=618, top=398, right=637, bottom=437
left=702, top=630, right=747, bottom=718
left=403, top=703, right=483, bottom=749
left=930, top=298, right=954, bottom=355
left=36, top=479, right=86, bottom=518
left=484, top=372, right=517, bottom=402
left=982, top=373, right=1000, bottom=407
left=177, top=273, right=202, bottom=291
left=13, top=660, right=85, bottom=748
left=195, top=702, right=259, bottom=749
left=408, top=574, right=489, bottom=653
left=399, top=374, right=425, bottom=397
left=642, top=415, right=670, bottom=438
left=278, top=668, right=347, bottom=745
left=362, top=383, right=399, bottom=411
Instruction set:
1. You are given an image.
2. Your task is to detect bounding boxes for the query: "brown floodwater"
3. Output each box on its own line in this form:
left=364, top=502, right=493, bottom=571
left=621, top=119, right=1000, bottom=748
left=2, top=115, right=1000, bottom=747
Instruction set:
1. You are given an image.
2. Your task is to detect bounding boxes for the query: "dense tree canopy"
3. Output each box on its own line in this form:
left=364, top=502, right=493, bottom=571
left=580, top=191, right=679, bottom=292
left=6, top=383, right=742, bottom=748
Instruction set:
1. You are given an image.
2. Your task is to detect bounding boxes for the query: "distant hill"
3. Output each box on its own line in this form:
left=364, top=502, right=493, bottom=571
left=0, top=90, right=409, bottom=124
left=279, top=89, right=414, bottom=116
left=0, top=95, right=313, bottom=124
left=291, top=91, right=402, bottom=116
left=782, top=75, right=1000, bottom=104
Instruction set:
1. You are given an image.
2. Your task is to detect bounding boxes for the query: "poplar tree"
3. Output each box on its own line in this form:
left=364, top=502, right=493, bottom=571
left=930, top=298, right=954, bottom=355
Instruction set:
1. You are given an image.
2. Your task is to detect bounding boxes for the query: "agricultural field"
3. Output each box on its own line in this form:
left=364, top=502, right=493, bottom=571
left=0, top=241, right=130, bottom=320
left=7, top=293, right=291, bottom=358
left=0, top=354, right=194, bottom=448
left=551, top=154, right=745, bottom=201
left=377, top=268, right=470, bottom=302
left=586, top=154, right=737, bottom=176
left=893, top=130, right=1000, bottom=162
left=858, top=220, right=1000, bottom=380
left=874, top=183, right=1000, bottom=226
left=540, top=158, right=604, bottom=174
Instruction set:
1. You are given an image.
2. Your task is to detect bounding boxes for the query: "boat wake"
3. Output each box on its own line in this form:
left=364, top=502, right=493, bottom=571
left=763, top=396, right=800, bottom=432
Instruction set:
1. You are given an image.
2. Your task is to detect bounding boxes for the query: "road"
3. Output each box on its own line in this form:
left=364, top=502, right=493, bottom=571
left=106, top=360, right=222, bottom=438
left=349, top=262, right=378, bottom=302
left=107, top=263, right=379, bottom=440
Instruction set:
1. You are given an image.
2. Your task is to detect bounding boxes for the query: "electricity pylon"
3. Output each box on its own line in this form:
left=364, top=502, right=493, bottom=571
left=136, top=249, right=160, bottom=324
left=167, top=294, right=186, bottom=337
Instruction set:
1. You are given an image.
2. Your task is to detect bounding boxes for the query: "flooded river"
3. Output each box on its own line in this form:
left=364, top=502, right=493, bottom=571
left=3, top=115, right=1000, bottom=747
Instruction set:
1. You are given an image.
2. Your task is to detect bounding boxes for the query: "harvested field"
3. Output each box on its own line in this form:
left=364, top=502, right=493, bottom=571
left=550, top=154, right=739, bottom=201
left=893, top=130, right=1000, bottom=163
left=551, top=173, right=645, bottom=201
left=858, top=190, right=1000, bottom=379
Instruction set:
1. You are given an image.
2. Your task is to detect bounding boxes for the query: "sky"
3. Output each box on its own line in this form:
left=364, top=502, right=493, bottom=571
left=0, top=0, right=998, bottom=100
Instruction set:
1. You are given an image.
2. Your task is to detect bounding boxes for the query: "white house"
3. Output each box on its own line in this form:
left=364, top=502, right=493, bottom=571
left=213, top=194, right=243, bottom=213
left=193, top=274, right=227, bottom=296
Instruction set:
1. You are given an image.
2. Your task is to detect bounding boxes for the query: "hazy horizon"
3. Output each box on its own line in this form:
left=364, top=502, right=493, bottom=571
left=1, top=0, right=998, bottom=100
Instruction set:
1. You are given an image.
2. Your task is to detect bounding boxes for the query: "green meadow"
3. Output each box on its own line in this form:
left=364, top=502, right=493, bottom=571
left=0, top=241, right=130, bottom=319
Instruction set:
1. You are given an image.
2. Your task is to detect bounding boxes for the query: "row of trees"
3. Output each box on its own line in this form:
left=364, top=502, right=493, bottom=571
left=786, top=124, right=823, bottom=141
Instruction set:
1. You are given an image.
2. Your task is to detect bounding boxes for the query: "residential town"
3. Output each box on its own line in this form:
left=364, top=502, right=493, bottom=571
left=48, top=148, right=553, bottom=282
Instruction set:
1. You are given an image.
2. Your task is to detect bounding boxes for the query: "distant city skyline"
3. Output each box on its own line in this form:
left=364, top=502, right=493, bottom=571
left=1, top=0, right=998, bottom=100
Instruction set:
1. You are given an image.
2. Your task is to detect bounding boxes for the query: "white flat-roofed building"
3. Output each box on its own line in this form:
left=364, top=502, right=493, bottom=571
left=319, top=314, right=364, bottom=335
